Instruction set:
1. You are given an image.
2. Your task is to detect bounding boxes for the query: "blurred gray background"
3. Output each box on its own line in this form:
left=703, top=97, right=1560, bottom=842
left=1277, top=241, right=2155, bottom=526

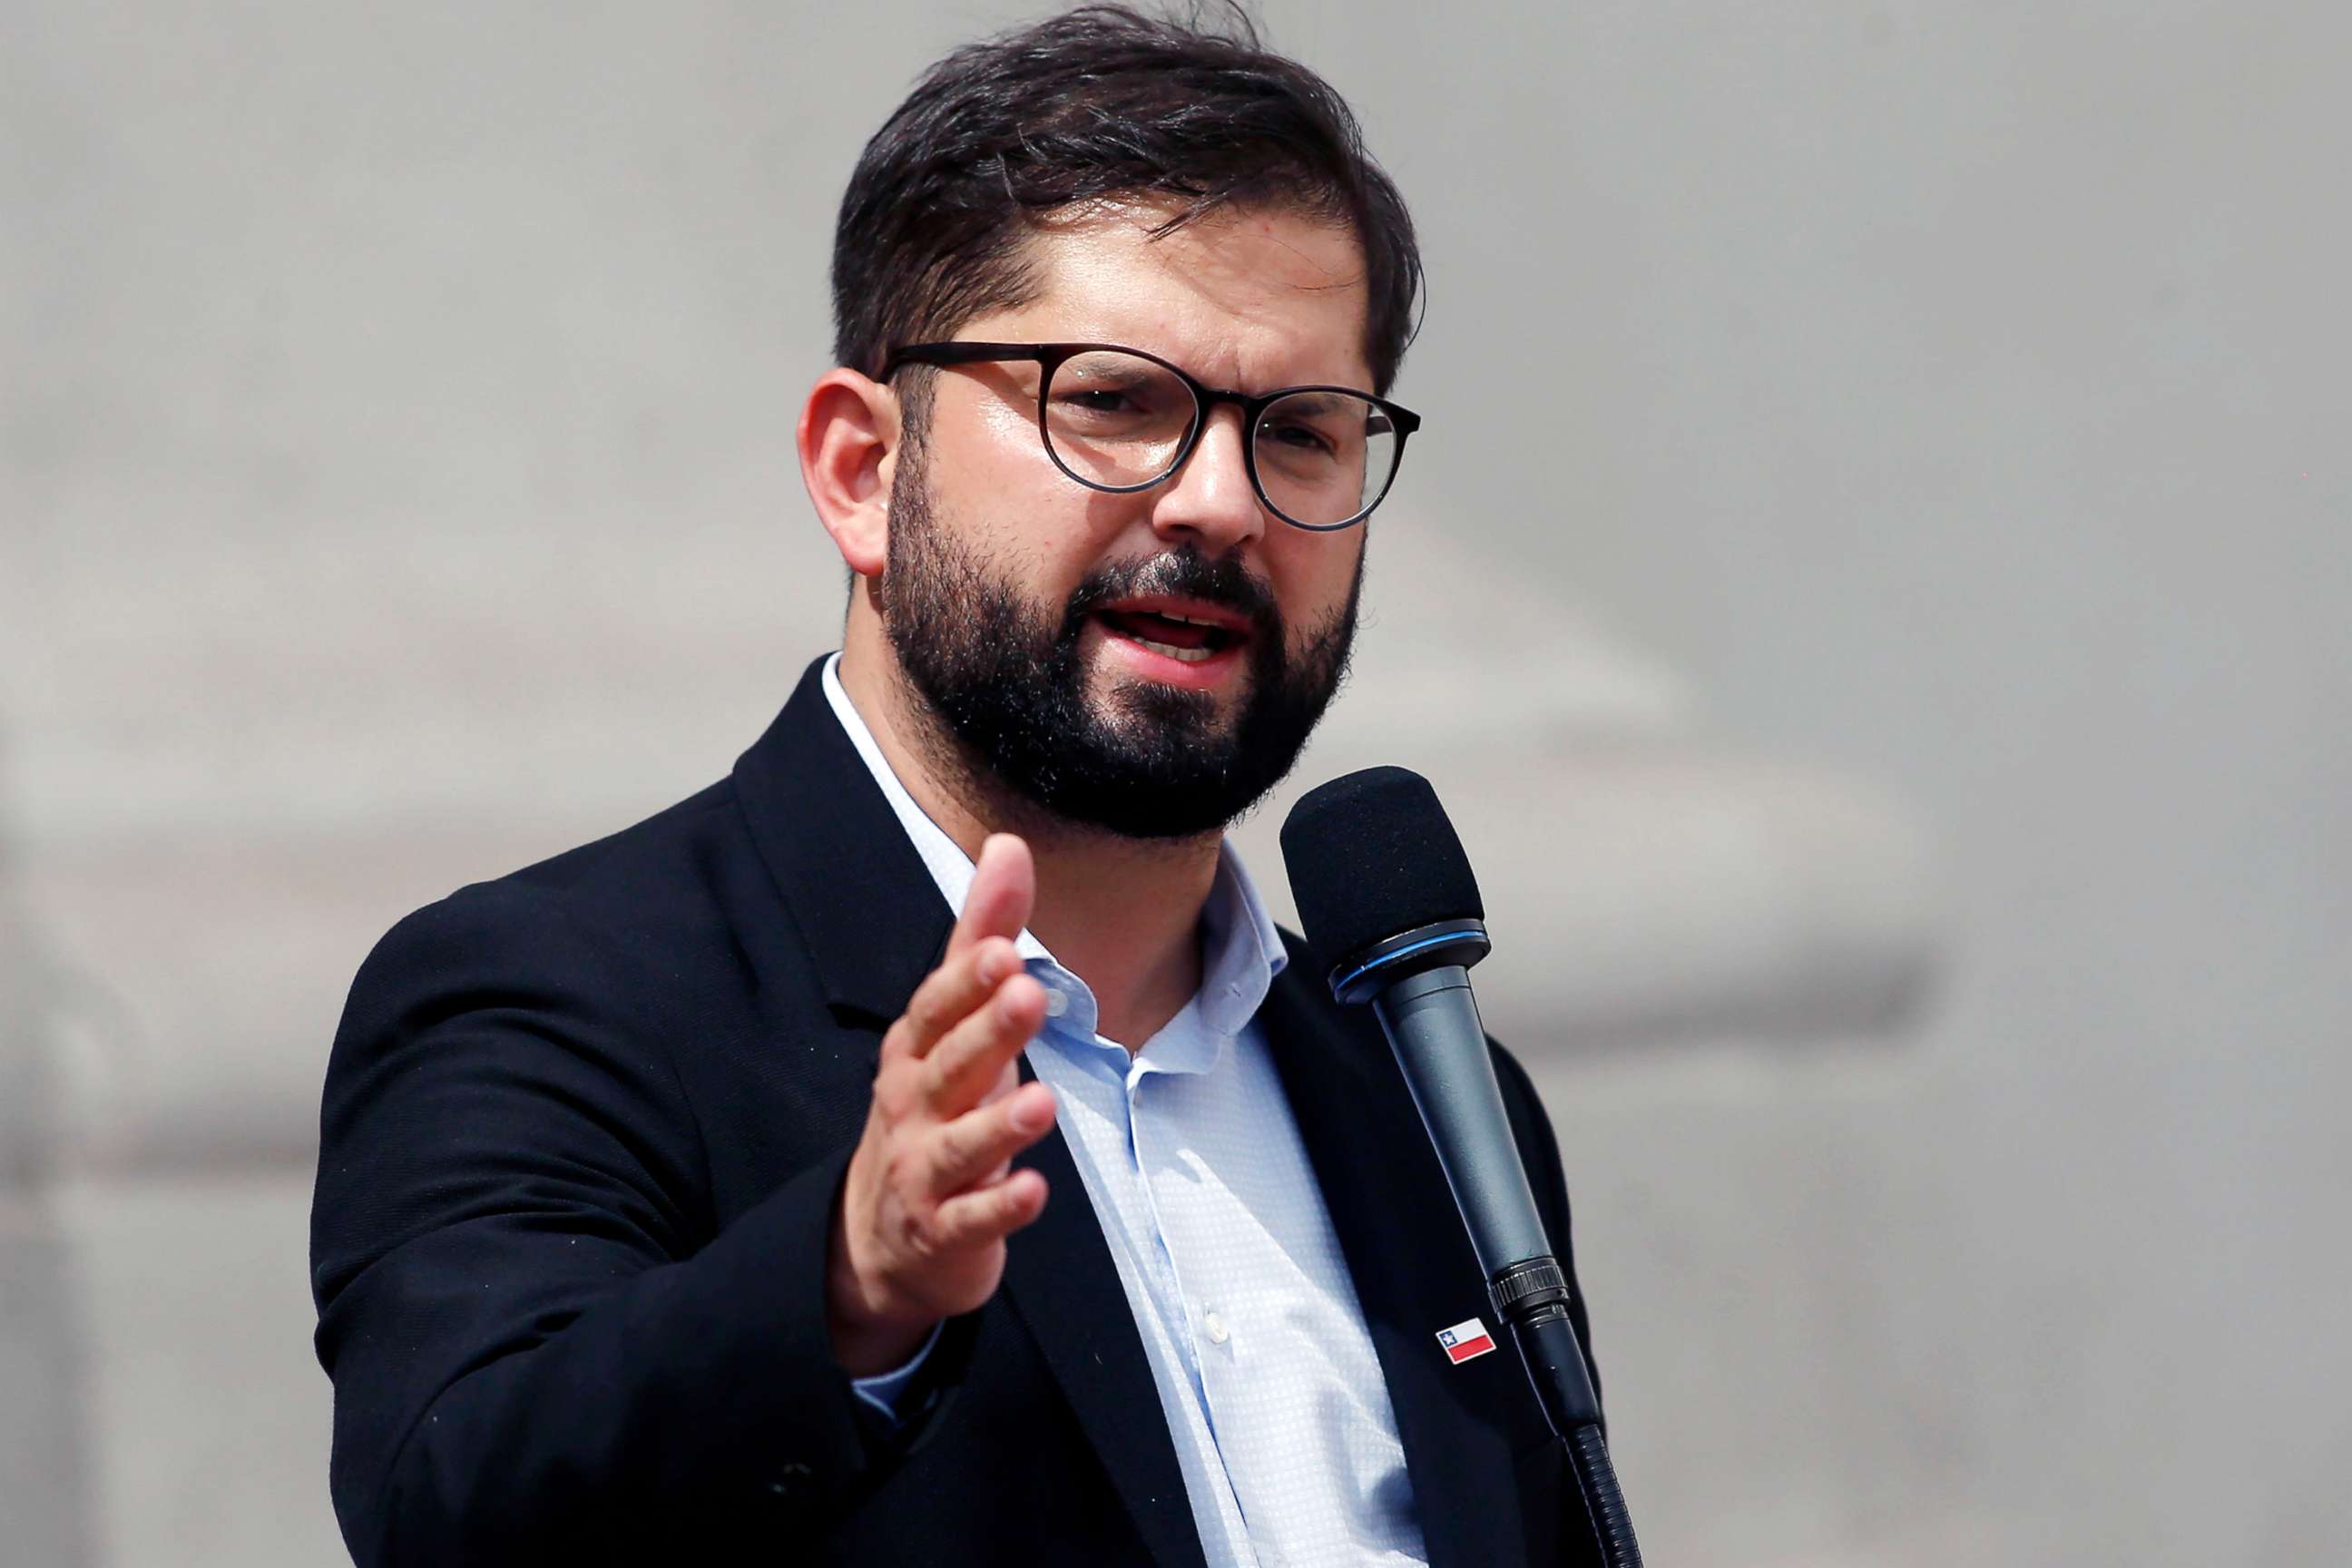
left=5, top=1, right=2347, bottom=1563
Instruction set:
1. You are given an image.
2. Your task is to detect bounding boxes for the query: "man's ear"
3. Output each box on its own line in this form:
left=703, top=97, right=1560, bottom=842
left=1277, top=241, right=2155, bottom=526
left=798, top=368, right=900, bottom=578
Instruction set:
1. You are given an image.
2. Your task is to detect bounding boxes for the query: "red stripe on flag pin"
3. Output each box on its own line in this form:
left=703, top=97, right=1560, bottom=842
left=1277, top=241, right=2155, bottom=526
left=1436, top=1316, right=1497, bottom=1365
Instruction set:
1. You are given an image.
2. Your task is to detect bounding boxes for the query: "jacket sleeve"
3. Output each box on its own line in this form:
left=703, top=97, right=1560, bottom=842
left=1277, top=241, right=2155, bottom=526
left=309, top=881, right=904, bottom=1565
left=1487, top=1039, right=1602, bottom=1412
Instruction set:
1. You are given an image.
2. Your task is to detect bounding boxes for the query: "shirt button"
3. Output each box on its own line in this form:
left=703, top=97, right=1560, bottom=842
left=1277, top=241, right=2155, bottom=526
left=1043, top=987, right=1069, bottom=1018
left=1203, top=1310, right=1230, bottom=1345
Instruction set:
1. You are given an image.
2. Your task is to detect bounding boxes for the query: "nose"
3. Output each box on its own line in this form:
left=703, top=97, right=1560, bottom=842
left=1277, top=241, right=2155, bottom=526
left=1149, top=406, right=1267, bottom=557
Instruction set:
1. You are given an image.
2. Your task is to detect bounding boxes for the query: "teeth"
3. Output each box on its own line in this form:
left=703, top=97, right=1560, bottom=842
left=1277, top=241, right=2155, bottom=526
left=1131, top=636, right=1216, bottom=663
left=1118, top=608, right=1225, bottom=629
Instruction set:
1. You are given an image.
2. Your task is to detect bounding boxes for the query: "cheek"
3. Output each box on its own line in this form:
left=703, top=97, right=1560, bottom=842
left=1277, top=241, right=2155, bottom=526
left=926, top=416, right=1108, bottom=583
left=1269, top=534, right=1364, bottom=638
left=926, top=386, right=1063, bottom=515
left=966, top=386, right=1044, bottom=458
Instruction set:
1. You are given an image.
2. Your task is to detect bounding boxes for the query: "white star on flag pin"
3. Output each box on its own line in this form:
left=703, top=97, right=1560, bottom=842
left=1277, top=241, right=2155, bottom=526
left=1435, top=1316, right=1496, bottom=1365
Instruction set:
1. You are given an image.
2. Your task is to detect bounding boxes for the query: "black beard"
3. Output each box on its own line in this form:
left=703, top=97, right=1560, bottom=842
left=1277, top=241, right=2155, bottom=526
left=877, top=463, right=1358, bottom=840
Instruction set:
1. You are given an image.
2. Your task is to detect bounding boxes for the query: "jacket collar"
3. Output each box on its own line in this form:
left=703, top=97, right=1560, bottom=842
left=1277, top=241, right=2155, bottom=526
left=731, top=655, right=957, bottom=1023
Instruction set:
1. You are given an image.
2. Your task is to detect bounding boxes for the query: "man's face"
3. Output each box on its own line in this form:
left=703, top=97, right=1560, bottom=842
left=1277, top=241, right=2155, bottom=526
left=877, top=204, right=1375, bottom=838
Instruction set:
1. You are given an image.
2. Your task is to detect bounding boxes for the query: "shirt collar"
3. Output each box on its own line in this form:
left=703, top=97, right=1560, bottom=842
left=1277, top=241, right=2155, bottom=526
left=819, top=652, right=1286, bottom=1040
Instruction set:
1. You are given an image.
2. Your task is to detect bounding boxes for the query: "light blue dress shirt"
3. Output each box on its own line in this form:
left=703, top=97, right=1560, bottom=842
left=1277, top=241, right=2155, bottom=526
left=822, top=655, right=1427, bottom=1568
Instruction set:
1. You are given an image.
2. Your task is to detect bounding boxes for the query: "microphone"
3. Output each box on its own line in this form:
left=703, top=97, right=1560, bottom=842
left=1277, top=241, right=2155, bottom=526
left=1281, top=767, right=1642, bottom=1568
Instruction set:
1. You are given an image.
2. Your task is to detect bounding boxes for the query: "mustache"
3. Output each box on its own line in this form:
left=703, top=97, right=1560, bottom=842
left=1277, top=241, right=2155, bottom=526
left=1060, top=548, right=1280, bottom=637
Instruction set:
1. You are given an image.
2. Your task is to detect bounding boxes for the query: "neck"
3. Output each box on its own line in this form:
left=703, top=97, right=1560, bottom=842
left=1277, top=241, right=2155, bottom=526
left=838, top=621, right=1219, bottom=1048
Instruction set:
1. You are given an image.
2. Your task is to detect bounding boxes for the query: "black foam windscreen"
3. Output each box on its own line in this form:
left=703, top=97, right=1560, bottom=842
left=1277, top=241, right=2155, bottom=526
left=1280, top=766, right=1485, bottom=966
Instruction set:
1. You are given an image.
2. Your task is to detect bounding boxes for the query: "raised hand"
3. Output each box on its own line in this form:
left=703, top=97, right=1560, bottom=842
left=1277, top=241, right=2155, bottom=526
left=826, top=833, right=1058, bottom=1376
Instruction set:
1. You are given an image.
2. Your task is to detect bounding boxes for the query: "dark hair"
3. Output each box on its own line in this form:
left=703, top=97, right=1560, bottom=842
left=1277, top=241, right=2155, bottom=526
left=830, top=4, right=1423, bottom=400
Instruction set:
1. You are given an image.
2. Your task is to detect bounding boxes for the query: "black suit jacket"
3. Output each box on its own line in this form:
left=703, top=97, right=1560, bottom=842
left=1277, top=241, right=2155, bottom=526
left=311, top=657, right=1602, bottom=1566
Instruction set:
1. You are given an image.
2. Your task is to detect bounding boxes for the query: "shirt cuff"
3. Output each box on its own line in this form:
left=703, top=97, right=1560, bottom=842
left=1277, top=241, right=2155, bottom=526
left=848, top=1321, right=946, bottom=1423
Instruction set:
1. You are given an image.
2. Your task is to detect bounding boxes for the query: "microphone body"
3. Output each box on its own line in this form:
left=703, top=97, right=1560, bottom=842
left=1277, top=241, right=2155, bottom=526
left=1284, top=768, right=1637, bottom=1566
left=1369, top=956, right=1604, bottom=1437
left=1376, top=966, right=1544, bottom=1266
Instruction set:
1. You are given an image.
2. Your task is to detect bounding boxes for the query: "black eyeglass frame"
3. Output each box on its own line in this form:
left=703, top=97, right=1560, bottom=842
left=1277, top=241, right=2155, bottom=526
left=878, top=340, right=1422, bottom=533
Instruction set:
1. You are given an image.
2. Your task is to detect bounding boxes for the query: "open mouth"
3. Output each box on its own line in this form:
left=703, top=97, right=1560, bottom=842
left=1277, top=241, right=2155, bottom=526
left=1093, top=606, right=1247, bottom=665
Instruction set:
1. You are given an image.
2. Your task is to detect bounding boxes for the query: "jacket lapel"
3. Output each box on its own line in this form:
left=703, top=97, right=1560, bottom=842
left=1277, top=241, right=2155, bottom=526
left=731, top=659, right=1205, bottom=1568
left=1261, top=951, right=1550, bottom=1568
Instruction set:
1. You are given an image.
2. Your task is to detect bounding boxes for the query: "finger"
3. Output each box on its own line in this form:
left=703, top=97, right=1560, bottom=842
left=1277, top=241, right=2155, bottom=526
left=924, top=972, right=1046, bottom=1112
left=954, top=1067, right=1022, bottom=1182
left=926, top=1083, right=1057, bottom=1196
left=945, top=834, right=1034, bottom=960
left=975, top=1054, right=1019, bottom=1107
left=930, top=1166, right=1049, bottom=1250
left=890, top=935, right=1023, bottom=1062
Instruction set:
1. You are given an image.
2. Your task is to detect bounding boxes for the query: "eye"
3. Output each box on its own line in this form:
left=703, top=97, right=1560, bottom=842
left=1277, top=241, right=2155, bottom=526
left=1047, top=351, right=1191, bottom=429
left=1062, top=387, right=1144, bottom=416
left=1260, top=415, right=1339, bottom=457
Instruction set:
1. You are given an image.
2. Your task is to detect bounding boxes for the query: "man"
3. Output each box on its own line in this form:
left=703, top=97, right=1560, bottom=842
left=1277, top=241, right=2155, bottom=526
left=311, top=8, right=1602, bottom=1565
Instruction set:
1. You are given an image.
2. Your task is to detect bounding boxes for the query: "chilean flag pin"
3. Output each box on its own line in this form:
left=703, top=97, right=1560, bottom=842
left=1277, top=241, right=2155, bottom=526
left=1435, top=1316, right=1497, bottom=1366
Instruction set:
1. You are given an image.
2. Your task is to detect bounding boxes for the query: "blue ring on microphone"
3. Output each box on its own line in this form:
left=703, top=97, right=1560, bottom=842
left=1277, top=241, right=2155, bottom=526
left=1336, top=932, right=1475, bottom=994
left=1325, top=917, right=1492, bottom=1004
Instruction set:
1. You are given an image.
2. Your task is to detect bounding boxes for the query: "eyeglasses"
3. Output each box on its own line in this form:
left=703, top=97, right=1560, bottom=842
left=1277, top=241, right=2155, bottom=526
left=879, top=341, right=1421, bottom=532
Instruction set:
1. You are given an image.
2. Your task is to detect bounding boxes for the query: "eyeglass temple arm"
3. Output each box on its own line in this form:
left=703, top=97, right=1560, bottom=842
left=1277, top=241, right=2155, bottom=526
left=879, top=342, right=1054, bottom=378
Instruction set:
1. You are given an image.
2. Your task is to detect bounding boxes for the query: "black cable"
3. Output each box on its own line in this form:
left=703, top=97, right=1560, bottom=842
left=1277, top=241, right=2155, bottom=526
left=1565, top=1422, right=1642, bottom=1568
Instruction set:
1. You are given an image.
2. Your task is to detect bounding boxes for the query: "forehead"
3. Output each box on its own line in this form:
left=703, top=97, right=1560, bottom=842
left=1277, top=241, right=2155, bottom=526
left=987, top=202, right=1375, bottom=390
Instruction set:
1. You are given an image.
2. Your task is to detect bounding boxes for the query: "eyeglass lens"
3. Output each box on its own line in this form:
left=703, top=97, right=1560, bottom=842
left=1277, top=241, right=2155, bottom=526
left=1043, top=349, right=1400, bottom=527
